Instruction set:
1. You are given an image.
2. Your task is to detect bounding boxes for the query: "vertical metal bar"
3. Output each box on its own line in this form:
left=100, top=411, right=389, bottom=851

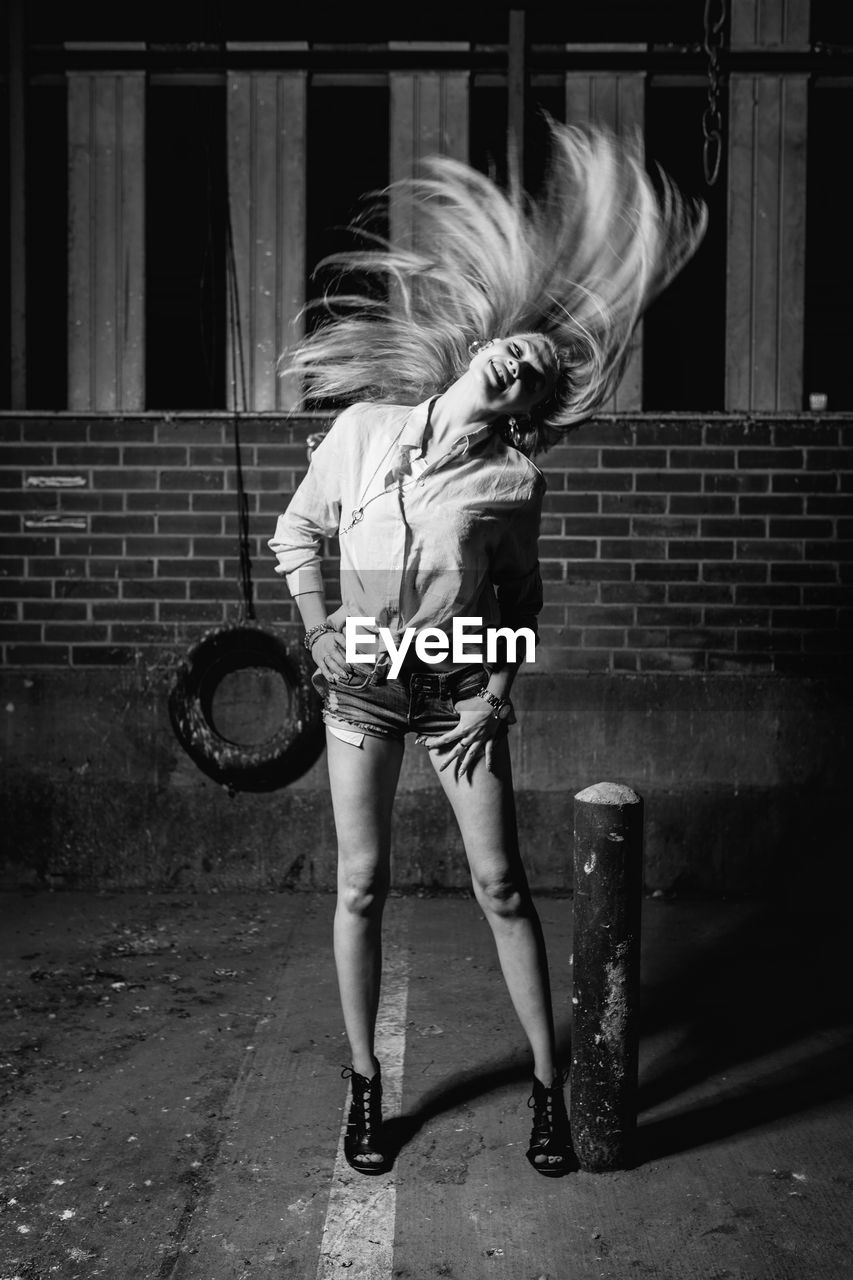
left=508, top=8, right=526, bottom=179
left=570, top=781, right=644, bottom=1172
left=564, top=66, right=646, bottom=411
left=279, top=73, right=307, bottom=409
left=725, top=0, right=809, bottom=411
left=389, top=66, right=469, bottom=253
left=67, top=71, right=145, bottom=411
left=777, top=73, right=808, bottom=410
left=67, top=72, right=93, bottom=410
left=730, top=0, right=810, bottom=47
left=8, top=0, right=27, bottom=408
left=389, top=72, right=420, bottom=253
left=226, top=71, right=306, bottom=410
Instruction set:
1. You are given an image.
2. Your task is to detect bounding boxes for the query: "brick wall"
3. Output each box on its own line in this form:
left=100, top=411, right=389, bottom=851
left=1, top=413, right=851, bottom=675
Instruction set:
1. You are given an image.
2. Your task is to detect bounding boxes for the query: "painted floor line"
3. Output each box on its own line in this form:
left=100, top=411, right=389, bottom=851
left=315, top=904, right=410, bottom=1280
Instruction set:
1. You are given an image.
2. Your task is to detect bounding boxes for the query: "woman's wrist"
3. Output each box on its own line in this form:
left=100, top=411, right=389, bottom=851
left=476, top=688, right=513, bottom=721
left=295, top=591, right=333, bottom=645
left=486, top=679, right=513, bottom=699
left=484, top=663, right=519, bottom=701
left=303, top=621, right=336, bottom=653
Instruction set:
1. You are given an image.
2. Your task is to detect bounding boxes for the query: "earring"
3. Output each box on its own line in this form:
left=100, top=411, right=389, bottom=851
left=506, top=416, right=525, bottom=447
left=468, top=337, right=494, bottom=356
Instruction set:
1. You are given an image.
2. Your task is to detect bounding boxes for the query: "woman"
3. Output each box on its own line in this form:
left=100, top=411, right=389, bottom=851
left=269, top=123, right=706, bottom=1177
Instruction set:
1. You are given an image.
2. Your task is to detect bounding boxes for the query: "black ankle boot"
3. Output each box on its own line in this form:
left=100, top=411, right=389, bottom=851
left=341, top=1065, right=391, bottom=1176
left=526, top=1072, right=572, bottom=1177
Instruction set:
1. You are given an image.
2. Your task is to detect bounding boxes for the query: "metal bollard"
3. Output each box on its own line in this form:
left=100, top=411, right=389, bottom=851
left=570, top=781, right=644, bottom=1172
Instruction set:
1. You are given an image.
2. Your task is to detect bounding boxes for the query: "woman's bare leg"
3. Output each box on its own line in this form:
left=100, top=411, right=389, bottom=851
left=325, top=729, right=405, bottom=1080
left=426, top=733, right=557, bottom=1085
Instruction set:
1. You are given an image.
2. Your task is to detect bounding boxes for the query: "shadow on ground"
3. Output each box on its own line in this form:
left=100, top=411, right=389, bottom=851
left=635, top=901, right=853, bottom=1163
left=381, top=899, right=853, bottom=1171
left=382, top=1017, right=576, bottom=1172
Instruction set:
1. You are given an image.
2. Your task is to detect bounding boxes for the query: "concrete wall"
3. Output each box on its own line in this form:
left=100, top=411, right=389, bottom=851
left=2, top=666, right=850, bottom=901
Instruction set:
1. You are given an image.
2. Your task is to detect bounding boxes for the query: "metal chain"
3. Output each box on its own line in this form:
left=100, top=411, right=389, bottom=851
left=702, top=0, right=727, bottom=187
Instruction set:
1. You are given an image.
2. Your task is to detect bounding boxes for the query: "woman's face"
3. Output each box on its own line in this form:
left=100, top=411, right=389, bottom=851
left=468, top=334, right=558, bottom=417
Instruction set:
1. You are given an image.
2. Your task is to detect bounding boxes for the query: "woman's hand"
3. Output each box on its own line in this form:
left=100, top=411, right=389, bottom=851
left=311, top=630, right=356, bottom=683
left=417, top=696, right=501, bottom=779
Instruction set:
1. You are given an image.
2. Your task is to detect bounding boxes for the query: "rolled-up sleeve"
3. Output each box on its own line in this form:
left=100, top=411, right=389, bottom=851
left=267, top=409, right=351, bottom=598
left=488, top=475, right=545, bottom=638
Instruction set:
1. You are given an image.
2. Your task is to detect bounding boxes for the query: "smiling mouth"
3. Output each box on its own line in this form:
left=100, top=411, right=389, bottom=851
left=488, top=358, right=508, bottom=391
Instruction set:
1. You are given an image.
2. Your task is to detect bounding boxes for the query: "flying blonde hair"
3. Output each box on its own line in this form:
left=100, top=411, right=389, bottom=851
left=282, top=118, right=707, bottom=454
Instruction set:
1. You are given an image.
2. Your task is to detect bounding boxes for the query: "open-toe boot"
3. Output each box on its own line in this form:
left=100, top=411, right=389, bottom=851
left=341, top=1065, right=391, bottom=1176
left=526, top=1072, right=572, bottom=1177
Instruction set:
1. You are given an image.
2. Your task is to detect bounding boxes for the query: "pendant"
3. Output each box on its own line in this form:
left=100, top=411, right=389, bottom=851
left=343, top=507, right=364, bottom=535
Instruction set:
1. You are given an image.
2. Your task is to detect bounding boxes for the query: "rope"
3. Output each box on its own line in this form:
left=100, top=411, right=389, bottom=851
left=201, top=0, right=255, bottom=624
left=223, top=102, right=256, bottom=623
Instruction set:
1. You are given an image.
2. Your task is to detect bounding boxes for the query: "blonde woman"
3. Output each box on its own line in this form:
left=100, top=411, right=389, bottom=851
left=270, top=123, right=706, bottom=1177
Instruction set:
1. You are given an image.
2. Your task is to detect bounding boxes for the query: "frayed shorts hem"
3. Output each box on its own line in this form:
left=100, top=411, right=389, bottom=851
left=322, top=711, right=397, bottom=743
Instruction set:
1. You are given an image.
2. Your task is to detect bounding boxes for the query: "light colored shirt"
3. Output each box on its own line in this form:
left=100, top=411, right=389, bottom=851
left=268, top=398, right=545, bottom=653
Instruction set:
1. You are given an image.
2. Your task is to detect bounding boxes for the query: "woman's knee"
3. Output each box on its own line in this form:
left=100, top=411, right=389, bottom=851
left=473, top=872, right=529, bottom=920
left=337, top=863, right=389, bottom=918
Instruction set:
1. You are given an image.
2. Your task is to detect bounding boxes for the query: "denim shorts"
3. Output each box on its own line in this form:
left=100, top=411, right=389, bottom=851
left=311, top=659, right=503, bottom=744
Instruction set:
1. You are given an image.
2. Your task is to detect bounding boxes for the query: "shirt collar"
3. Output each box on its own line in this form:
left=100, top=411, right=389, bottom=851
left=399, top=397, right=496, bottom=462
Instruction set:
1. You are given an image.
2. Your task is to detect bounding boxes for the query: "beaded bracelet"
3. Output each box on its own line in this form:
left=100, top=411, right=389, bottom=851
left=303, top=622, right=335, bottom=653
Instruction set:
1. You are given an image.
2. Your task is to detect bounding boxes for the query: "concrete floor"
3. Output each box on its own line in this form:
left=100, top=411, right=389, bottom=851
left=1, top=889, right=852, bottom=1280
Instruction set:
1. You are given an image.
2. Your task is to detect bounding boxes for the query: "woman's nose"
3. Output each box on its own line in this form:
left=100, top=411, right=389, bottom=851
left=506, top=356, right=518, bottom=378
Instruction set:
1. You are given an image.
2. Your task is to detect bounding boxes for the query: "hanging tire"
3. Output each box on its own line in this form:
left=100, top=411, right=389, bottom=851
left=168, top=622, right=325, bottom=792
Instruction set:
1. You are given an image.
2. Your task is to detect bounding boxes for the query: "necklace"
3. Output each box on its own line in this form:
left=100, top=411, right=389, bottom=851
left=341, top=406, right=428, bottom=536
left=341, top=471, right=420, bottom=534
